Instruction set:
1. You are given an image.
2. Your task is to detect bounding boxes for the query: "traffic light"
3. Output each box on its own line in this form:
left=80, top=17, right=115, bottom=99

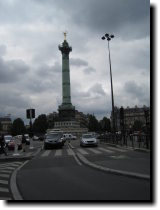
left=26, top=109, right=35, bottom=119
left=120, top=107, right=124, bottom=120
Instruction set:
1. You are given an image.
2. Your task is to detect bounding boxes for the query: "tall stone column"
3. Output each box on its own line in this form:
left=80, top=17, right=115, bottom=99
left=58, top=35, right=75, bottom=120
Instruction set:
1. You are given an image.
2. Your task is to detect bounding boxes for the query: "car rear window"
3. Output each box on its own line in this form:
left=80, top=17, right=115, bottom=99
left=47, top=133, right=63, bottom=139
left=82, top=134, right=93, bottom=138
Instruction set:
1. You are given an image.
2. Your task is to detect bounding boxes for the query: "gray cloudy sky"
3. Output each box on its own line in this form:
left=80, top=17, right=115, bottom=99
left=0, top=0, right=150, bottom=122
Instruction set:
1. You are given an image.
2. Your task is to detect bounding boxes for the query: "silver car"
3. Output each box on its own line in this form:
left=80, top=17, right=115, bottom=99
left=80, top=134, right=98, bottom=147
left=44, top=132, right=64, bottom=149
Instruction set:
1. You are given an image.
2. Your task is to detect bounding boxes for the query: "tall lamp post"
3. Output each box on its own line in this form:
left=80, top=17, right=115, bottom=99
left=101, top=33, right=116, bottom=133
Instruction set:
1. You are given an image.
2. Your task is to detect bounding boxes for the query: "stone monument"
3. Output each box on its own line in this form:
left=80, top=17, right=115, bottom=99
left=54, top=32, right=88, bottom=135
left=58, top=32, right=75, bottom=120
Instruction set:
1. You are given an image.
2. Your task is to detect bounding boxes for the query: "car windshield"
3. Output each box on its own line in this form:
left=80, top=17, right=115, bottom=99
left=47, top=133, right=62, bottom=139
left=4, top=136, right=12, bottom=140
left=83, top=134, right=93, bottom=138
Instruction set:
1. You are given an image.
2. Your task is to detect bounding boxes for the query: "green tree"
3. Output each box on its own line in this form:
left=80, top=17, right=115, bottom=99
left=12, top=118, right=26, bottom=136
left=88, top=114, right=100, bottom=132
left=99, top=117, right=111, bottom=132
left=33, top=114, right=48, bottom=134
left=132, top=120, right=143, bottom=131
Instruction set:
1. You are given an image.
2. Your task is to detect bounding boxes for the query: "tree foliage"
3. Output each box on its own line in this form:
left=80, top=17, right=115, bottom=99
left=132, top=120, right=143, bottom=131
left=12, top=118, right=26, bottom=136
left=33, top=114, right=48, bottom=133
left=99, top=117, right=111, bottom=132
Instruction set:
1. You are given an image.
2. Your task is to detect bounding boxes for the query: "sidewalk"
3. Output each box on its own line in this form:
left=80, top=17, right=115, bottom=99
left=0, top=147, right=41, bottom=161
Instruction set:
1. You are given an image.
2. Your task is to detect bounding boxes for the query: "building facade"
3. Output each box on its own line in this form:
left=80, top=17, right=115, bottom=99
left=111, top=105, right=150, bottom=132
left=0, top=116, right=12, bottom=134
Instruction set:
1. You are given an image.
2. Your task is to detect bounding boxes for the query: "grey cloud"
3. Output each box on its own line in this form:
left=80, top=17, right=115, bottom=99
left=70, top=58, right=88, bottom=67
left=0, top=90, right=30, bottom=109
left=124, top=80, right=150, bottom=105
left=0, top=45, right=7, bottom=56
left=0, top=57, right=29, bottom=83
left=88, top=83, right=106, bottom=96
left=83, top=67, right=96, bottom=74
left=36, top=62, right=61, bottom=78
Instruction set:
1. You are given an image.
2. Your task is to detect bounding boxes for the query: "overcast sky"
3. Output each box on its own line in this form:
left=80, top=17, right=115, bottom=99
left=0, top=0, right=150, bottom=123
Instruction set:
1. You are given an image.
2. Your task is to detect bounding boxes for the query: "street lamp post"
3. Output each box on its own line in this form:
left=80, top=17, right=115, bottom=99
left=101, top=33, right=116, bottom=133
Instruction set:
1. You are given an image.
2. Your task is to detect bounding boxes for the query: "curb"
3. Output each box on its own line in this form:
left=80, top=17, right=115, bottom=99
left=76, top=153, right=150, bottom=181
left=10, top=160, right=29, bottom=200
left=100, top=141, right=150, bottom=153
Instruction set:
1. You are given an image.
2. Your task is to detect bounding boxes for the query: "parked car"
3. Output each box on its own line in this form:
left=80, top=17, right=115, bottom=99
left=80, top=133, right=98, bottom=147
left=24, top=134, right=30, bottom=145
left=44, top=131, right=64, bottom=149
left=8, top=137, right=22, bottom=150
left=4, top=135, right=12, bottom=146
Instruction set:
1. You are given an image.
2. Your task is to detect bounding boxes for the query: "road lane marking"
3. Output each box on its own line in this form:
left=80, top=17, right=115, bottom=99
left=0, top=167, right=15, bottom=170
left=41, top=150, right=51, bottom=157
left=77, top=148, right=89, bottom=155
left=0, top=197, right=12, bottom=200
left=87, top=148, right=102, bottom=154
left=0, top=187, right=9, bottom=192
left=0, top=180, right=8, bottom=184
left=98, top=147, right=115, bottom=154
left=55, top=149, right=62, bottom=156
left=107, top=146, right=127, bottom=152
left=0, top=170, right=13, bottom=173
left=25, top=152, right=33, bottom=157
left=0, top=174, right=10, bottom=178
left=67, top=149, right=74, bottom=156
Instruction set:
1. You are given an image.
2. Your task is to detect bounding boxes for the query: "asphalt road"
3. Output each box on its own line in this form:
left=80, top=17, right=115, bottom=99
left=16, top=142, right=150, bottom=201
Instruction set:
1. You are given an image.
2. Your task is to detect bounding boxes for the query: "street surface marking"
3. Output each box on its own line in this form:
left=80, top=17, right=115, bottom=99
left=77, top=148, right=89, bottom=155
left=87, top=148, right=102, bottom=154
left=98, top=147, right=115, bottom=154
left=0, top=187, right=9, bottom=192
left=0, top=197, right=12, bottom=200
left=55, top=149, right=62, bottom=156
left=67, top=149, right=74, bottom=156
left=0, top=174, right=10, bottom=178
left=41, top=150, right=51, bottom=157
left=107, top=146, right=127, bottom=152
left=0, top=170, right=13, bottom=173
left=0, top=162, right=22, bottom=167
left=25, top=152, right=33, bottom=157
left=0, top=180, right=8, bottom=184
left=0, top=167, right=15, bottom=170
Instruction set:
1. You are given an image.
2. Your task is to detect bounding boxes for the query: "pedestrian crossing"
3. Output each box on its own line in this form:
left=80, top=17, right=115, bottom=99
left=0, top=161, right=24, bottom=200
left=39, top=146, right=130, bottom=158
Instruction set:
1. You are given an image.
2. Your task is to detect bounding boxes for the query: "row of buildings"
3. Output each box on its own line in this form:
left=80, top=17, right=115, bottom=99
left=0, top=105, right=150, bottom=135
left=111, top=105, right=150, bottom=132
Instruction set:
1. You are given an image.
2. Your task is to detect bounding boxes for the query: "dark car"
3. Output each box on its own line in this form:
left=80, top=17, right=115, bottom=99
left=44, top=132, right=64, bottom=149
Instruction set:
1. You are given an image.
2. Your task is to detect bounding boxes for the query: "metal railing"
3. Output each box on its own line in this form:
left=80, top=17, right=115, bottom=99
left=99, top=134, right=150, bottom=150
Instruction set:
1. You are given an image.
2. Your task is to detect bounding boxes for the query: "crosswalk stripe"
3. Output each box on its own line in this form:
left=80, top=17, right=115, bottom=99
left=98, top=147, right=115, bottom=154
left=0, top=187, right=9, bottom=192
left=25, top=152, right=33, bottom=157
left=0, top=170, right=12, bottom=173
left=0, top=162, right=21, bottom=167
left=55, top=150, right=62, bottom=156
left=0, top=197, right=12, bottom=200
left=0, top=174, right=10, bottom=178
left=0, top=180, right=8, bottom=185
left=107, top=146, right=127, bottom=152
left=67, top=149, right=74, bottom=156
left=77, top=148, right=89, bottom=155
left=87, top=148, right=102, bottom=154
left=41, top=150, right=51, bottom=157
left=0, top=167, right=15, bottom=170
